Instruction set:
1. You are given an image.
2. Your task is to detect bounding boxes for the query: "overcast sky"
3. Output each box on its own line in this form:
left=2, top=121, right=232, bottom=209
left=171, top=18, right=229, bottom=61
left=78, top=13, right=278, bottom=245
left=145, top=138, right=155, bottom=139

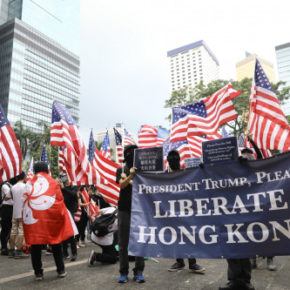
left=79, top=0, right=289, bottom=142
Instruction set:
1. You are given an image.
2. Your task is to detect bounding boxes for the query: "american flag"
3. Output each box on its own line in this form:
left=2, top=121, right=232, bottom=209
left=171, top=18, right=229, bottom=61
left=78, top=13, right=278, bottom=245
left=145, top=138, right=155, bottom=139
left=50, top=101, right=91, bottom=185
left=170, top=84, right=240, bottom=143
left=138, top=125, right=169, bottom=148
left=88, top=131, right=120, bottom=207
left=100, top=131, right=111, bottom=160
left=81, top=188, right=99, bottom=222
left=0, top=105, right=22, bottom=182
left=247, top=59, right=290, bottom=152
left=124, top=128, right=136, bottom=146
left=58, top=146, right=66, bottom=174
left=221, top=127, right=229, bottom=138
left=40, top=144, right=50, bottom=167
left=114, top=128, right=123, bottom=164
left=26, top=157, right=34, bottom=182
left=163, top=134, right=222, bottom=169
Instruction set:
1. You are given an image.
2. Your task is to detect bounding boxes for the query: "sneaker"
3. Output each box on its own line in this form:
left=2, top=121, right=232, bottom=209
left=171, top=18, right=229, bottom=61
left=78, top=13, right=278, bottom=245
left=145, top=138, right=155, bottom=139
left=34, top=274, right=43, bottom=281
left=189, top=263, right=205, bottom=273
left=133, top=272, right=145, bottom=283
left=267, top=257, right=277, bottom=271
left=70, top=255, right=77, bottom=262
left=79, top=242, right=85, bottom=248
left=8, top=249, right=15, bottom=258
left=88, top=250, right=95, bottom=266
left=63, top=254, right=70, bottom=260
left=15, top=250, right=28, bottom=259
left=168, top=262, right=185, bottom=272
left=1, top=249, right=8, bottom=256
left=118, top=274, right=128, bottom=283
left=57, top=271, right=67, bottom=278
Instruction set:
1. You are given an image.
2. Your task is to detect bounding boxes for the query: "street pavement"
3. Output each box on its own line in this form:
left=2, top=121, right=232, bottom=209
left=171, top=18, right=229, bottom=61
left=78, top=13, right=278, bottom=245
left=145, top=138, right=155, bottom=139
left=0, top=241, right=289, bottom=290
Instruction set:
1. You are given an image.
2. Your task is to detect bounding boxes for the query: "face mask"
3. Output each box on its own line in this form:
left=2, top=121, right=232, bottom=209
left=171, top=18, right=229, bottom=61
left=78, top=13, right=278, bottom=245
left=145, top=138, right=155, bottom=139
left=168, top=157, right=180, bottom=171
left=125, top=153, right=134, bottom=167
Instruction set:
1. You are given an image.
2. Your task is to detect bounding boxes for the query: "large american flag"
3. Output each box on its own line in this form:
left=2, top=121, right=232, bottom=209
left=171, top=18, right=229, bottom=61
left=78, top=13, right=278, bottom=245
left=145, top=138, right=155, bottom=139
left=170, top=84, right=240, bottom=143
left=0, top=105, right=22, bottom=182
left=138, top=125, right=169, bottom=148
left=100, top=131, right=111, bottom=160
left=114, top=128, right=123, bottom=164
left=89, top=130, right=120, bottom=207
left=50, top=101, right=91, bottom=185
left=247, top=59, right=290, bottom=152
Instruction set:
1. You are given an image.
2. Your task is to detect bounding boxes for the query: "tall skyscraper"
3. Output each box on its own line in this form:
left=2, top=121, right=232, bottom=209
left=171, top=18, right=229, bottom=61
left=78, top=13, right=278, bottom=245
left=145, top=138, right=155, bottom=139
left=236, top=54, right=275, bottom=83
left=167, top=40, right=219, bottom=92
left=275, top=43, right=290, bottom=116
left=0, top=0, right=80, bottom=132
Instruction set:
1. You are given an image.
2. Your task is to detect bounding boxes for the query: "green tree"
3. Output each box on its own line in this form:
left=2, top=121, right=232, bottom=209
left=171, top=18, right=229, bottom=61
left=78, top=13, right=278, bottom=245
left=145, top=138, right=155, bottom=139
left=13, top=121, right=32, bottom=160
left=165, top=79, right=290, bottom=137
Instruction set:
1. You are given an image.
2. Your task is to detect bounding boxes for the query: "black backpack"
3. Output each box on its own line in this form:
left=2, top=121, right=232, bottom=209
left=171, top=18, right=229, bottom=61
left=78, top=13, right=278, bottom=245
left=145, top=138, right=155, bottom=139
left=90, top=209, right=117, bottom=237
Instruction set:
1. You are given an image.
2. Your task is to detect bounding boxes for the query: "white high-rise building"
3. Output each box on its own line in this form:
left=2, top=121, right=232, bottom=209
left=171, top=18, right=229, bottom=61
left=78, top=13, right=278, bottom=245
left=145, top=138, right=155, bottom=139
left=167, top=40, right=219, bottom=92
left=275, top=42, right=290, bottom=116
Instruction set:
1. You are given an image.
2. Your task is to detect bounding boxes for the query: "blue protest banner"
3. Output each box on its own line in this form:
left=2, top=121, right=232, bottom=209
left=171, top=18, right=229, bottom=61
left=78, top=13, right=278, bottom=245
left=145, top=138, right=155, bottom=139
left=129, top=152, right=290, bottom=259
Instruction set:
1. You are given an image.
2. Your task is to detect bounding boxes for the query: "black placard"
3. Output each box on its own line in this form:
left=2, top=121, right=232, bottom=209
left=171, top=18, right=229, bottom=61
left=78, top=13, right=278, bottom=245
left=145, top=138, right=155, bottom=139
left=133, top=147, right=164, bottom=172
left=202, top=137, right=238, bottom=164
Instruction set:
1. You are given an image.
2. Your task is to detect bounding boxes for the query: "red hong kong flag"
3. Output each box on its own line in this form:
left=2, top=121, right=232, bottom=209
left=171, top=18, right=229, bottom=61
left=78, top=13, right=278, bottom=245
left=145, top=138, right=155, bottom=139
left=23, top=172, right=78, bottom=245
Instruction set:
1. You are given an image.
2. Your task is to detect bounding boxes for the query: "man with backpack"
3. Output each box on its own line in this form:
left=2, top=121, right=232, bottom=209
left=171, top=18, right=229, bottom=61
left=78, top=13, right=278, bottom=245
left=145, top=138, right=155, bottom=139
left=88, top=206, right=118, bottom=265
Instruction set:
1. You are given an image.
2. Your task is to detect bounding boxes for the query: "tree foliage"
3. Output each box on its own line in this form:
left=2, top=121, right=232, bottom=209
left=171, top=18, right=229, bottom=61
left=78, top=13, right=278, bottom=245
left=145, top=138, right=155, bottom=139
left=164, top=79, right=290, bottom=137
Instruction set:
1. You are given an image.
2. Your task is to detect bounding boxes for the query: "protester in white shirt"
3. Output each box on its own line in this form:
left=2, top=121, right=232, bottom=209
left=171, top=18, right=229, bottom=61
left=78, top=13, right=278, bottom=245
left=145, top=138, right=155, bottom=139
left=0, top=177, right=17, bottom=256
left=88, top=207, right=118, bottom=265
left=9, top=172, right=27, bottom=258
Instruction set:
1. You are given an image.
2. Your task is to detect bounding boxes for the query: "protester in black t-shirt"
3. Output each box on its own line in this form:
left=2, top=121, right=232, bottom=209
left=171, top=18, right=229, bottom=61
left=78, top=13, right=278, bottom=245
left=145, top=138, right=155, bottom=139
left=116, top=144, right=145, bottom=284
left=58, top=174, right=78, bottom=262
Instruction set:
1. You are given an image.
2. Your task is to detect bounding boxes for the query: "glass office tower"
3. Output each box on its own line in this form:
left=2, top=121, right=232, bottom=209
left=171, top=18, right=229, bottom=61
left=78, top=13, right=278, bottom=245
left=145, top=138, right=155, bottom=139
left=0, top=1, right=80, bottom=132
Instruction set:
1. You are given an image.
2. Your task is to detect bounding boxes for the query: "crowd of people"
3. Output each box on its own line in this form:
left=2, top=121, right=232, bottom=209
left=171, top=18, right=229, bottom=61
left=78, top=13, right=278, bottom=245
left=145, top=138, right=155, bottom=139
left=0, top=134, right=280, bottom=289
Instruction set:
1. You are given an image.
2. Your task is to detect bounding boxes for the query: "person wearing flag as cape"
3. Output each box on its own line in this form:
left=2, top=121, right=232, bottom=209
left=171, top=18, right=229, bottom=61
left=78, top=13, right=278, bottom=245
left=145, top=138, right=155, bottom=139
left=23, top=161, right=78, bottom=281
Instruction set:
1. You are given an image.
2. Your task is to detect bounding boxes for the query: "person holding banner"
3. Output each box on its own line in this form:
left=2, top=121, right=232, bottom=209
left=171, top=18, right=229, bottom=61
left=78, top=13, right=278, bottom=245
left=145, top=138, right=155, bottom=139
left=166, top=150, right=206, bottom=274
left=116, top=144, right=145, bottom=283
left=219, top=146, right=256, bottom=290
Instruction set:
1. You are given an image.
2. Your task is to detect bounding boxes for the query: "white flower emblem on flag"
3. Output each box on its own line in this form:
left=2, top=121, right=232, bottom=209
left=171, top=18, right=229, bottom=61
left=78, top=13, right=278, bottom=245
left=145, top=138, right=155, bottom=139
left=23, top=175, right=56, bottom=225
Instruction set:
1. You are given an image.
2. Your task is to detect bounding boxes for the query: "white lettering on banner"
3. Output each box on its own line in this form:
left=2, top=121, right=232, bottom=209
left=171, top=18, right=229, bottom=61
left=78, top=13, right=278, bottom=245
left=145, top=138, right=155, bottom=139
left=152, top=190, right=288, bottom=218
left=136, top=220, right=290, bottom=246
left=202, top=177, right=248, bottom=190
left=137, top=170, right=290, bottom=195
left=225, top=223, right=249, bottom=244
left=199, top=225, right=218, bottom=244
left=137, top=226, right=157, bottom=244
left=159, top=227, right=177, bottom=245
left=178, top=226, right=197, bottom=244
left=246, top=192, right=266, bottom=212
left=255, top=169, right=290, bottom=184
left=267, top=189, right=288, bottom=211
left=269, top=219, right=290, bottom=241
left=247, top=222, right=269, bottom=243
